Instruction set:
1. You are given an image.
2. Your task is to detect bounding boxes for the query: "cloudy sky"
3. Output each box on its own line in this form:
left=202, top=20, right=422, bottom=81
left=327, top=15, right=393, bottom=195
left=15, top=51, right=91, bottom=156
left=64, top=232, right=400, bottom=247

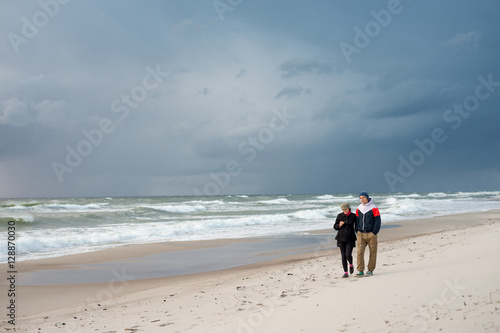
left=1, top=0, right=499, bottom=198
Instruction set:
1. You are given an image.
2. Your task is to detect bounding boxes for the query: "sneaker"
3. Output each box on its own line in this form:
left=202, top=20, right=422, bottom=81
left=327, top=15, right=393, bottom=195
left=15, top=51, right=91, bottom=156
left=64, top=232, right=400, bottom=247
left=366, top=271, right=373, bottom=276
left=349, top=266, right=354, bottom=274
left=356, top=271, right=364, bottom=277
left=342, top=273, right=348, bottom=278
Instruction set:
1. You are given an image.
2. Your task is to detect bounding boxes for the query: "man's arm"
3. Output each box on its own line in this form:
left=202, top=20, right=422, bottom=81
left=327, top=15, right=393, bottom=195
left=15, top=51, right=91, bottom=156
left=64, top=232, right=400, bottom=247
left=372, top=208, right=381, bottom=235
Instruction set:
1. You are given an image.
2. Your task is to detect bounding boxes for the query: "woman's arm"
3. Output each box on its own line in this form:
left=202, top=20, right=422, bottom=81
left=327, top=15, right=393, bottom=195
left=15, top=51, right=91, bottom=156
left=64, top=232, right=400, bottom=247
left=333, top=214, right=343, bottom=230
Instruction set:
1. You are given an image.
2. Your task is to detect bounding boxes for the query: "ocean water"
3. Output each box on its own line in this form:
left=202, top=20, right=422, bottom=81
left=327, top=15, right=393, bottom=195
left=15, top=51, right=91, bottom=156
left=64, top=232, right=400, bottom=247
left=1, top=191, right=499, bottom=263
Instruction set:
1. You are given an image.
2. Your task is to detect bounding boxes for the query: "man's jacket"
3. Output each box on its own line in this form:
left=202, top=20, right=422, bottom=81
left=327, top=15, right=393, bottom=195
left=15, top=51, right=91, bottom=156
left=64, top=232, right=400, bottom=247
left=356, top=199, right=381, bottom=235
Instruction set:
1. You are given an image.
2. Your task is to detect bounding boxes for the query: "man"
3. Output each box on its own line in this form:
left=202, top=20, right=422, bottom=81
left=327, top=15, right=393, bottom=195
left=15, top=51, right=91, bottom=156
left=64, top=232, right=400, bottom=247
left=355, top=192, right=381, bottom=277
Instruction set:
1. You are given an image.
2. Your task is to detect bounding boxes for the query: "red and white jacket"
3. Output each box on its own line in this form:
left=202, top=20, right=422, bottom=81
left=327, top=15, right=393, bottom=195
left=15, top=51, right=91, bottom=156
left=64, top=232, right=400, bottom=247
left=355, top=198, right=381, bottom=235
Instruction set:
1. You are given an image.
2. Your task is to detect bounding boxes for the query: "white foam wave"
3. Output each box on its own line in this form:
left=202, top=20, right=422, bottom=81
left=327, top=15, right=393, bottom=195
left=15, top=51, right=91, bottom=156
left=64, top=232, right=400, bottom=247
left=13, top=213, right=295, bottom=260
left=4, top=191, right=500, bottom=262
left=291, top=209, right=330, bottom=220
left=316, top=195, right=335, bottom=200
left=314, top=194, right=356, bottom=202
left=405, top=193, right=422, bottom=198
left=382, top=197, right=428, bottom=216
left=4, top=206, right=26, bottom=211
left=455, top=191, right=500, bottom=198
left=426, top=192, right=448, bottom=197
left=258, top=198, right=290, bottom=204
left=142, top=204, right=207, bottom=213
left=184, top=200, right=226, bottom=206
left=193, top=214, right=292, bottom=230
left=40, top=203, right=109, bottom=211
left=12, top=207, right=336, bottom=261
left=0, top=215, right=35, bottom=223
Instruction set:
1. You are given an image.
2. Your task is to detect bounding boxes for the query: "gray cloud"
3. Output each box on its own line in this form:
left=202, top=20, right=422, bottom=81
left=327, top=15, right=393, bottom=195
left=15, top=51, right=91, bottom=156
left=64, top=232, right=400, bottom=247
left=1, top=0, right=500, bottom=198
left=236, top=69, right=246, bottom=78
left=279, top=57, right=335, bottom=78
left=275, top=86, right=311, bottom=99
left=444, top=31, right=482, bottom=48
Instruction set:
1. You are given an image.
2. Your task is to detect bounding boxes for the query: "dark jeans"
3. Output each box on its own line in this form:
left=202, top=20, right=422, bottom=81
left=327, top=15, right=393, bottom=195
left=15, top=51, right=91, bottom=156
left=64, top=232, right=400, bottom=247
left=338, top=242, right=354, bottom=273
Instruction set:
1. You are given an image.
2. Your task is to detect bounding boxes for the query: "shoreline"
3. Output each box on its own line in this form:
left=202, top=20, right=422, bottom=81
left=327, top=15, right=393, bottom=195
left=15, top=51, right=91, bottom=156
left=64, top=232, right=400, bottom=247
left=2, top=209, right=500, bottom=331
left=8, top=209, right=498, bottom=278
left=10, top=209, right=500, bottom=269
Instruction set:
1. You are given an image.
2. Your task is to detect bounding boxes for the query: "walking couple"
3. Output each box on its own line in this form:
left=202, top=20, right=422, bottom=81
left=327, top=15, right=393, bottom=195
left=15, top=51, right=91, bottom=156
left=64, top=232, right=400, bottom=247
left=333, top=192, right=381, bottom=278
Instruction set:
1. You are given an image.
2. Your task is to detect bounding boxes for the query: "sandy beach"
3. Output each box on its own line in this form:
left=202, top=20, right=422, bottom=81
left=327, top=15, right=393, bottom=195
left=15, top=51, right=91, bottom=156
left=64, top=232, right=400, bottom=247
left=2, top=210, right=500, bottom=332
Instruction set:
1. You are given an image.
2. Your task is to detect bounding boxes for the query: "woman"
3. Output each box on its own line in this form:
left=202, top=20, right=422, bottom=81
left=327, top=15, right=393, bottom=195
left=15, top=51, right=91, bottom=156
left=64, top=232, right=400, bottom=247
left=333, top=202, right=357, bottom=278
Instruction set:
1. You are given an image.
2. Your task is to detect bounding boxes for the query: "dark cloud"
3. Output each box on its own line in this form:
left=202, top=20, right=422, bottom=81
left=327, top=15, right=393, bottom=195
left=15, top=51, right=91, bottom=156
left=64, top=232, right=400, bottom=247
left=443, top=31, right=482, bottom=48
left=236, top=69, right=246, bottom=78
left=275, top=86, right=311, bottom=99
left=279, top=57, right=335, bottom=78
left=1, top=0, right=500, bottom=198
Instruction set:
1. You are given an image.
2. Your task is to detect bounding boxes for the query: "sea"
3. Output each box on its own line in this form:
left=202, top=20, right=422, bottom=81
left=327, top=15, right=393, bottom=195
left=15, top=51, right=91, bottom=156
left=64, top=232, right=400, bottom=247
left=1, top=191, right=500, bottom=263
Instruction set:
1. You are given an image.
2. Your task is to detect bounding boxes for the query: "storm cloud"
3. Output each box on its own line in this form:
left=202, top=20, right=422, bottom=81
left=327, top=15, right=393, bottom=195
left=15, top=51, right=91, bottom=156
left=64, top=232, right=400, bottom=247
left=1, top=0, right=499, bottom=198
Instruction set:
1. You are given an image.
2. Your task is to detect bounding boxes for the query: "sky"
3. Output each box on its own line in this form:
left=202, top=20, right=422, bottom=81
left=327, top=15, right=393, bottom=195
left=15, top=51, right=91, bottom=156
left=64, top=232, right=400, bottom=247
left=1, top=0, right=499, bottom=198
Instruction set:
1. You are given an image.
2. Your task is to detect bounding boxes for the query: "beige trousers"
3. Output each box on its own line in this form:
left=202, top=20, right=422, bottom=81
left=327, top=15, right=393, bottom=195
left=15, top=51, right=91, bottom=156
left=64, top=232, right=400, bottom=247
left=357, top=231, right=378, bottom=272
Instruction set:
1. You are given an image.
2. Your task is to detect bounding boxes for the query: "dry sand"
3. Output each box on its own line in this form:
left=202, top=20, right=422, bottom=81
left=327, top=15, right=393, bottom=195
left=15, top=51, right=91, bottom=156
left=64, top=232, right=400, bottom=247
left=2, top=210, right=500, bottom=332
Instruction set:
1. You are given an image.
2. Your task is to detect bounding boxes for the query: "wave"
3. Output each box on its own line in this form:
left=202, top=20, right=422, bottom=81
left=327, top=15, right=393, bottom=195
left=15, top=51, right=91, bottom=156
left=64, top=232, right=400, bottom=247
left=13, top=213, right=295, bottom=258
left=418, top=191, right=500, bottom=200
left=12, top=207, right=333, bottom=259
left=2, top=202, right=110, bottom=212
left=382, top=197, right=428, bottom=216
left=141, top=204, right=207, bottom=213
left=183, top=200, right=226, bottom=206
left=258, top=198, right=290, bottom=204
left=315, top=194, right=356, bottom=201
left=191, top=214, right=292, bottom=230
left=1, top=202, right=42, bottom=209
left=291, top=209, right=330, bottom=220
left=316, top=195, right=335, bottom=200
left=43, top=203, right=109, bottom=210
left=17, top=229, right=135, bottom=255
left=4, top=191, right=500, bottom=262
left=426, top=192, right=448, bottom=197
left=454, top=191, right=500, bottom=198
left=404, top=193, right=422, bottom=198
left=0, top=216, right=35, bottom=224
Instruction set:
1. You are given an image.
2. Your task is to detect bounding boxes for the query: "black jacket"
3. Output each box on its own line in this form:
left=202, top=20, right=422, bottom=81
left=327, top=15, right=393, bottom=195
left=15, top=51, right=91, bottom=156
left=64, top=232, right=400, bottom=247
left=355, top=198, right=381, bottom=235
left=333, top=211, right=357, bottom=245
